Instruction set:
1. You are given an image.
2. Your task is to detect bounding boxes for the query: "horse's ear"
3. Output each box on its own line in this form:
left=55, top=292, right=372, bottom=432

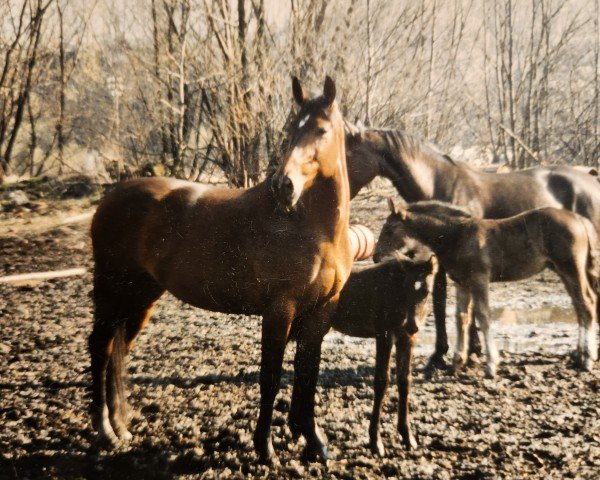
left=323, top=75, right=336, bottom=108
left=427, top=254, right=438, bottom=276
left=387, top=197, right=397, bottom=214
left=292, top=76, right=307, bottom=105
left=345, top=120, right=364, bottom=147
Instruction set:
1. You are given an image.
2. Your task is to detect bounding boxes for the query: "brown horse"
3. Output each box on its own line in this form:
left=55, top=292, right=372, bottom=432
left=376, top=200, right=600, bottom=377
left=345, top=125, right=600, bottom=369
left=89, top=77, right=352, bottom=464
left=331, top=255, right=437, bottom=456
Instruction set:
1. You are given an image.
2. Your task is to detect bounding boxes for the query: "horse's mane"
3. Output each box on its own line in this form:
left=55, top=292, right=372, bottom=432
left=407, top=200, right=473, bottom=219
left=372, top=128, right=456, bottom=166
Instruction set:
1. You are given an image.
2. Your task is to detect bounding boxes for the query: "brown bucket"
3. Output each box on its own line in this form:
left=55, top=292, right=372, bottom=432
left=349, top=224, right=375, bottom=261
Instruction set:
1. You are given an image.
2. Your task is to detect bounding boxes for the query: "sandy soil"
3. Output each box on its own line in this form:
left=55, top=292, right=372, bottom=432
left=1, top=181, right=600, bottom=479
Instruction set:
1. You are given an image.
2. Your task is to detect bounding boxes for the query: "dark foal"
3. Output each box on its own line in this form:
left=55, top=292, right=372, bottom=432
left=331, top=255, right=437, bottom=456
left=376, top=199, right=600, bottom=377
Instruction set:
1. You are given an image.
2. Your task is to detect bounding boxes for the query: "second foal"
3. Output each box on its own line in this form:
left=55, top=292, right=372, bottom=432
left=376, top=200, right=599, bottom=377
left=331, top=255, right=437, bottom=456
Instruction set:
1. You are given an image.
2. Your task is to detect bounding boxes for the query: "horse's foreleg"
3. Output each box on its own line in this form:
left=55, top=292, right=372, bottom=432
left=467, top=313, right=483, bottom=358
left=254, top=306, right=294, bottom=465
left=452, top=285, right=472, bottom=375
left=369, top=333, right=393, bottom=457
left=425, top=268, right=448, bottom=372
left=396, top=331, right=417, bottom=450
left=471, top=283, right=498, bottom=378
left=289, top=305, right=333, bottom=462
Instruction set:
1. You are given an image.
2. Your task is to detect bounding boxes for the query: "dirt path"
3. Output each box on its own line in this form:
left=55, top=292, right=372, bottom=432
left=1, top=186, right=600, bottom=479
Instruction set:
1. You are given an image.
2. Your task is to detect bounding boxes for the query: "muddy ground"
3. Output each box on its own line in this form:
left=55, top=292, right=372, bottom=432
left=1, top=180, right=600, bottom=479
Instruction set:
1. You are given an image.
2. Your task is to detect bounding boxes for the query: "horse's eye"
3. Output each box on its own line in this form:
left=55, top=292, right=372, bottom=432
left=316, top=127, right=327, bottom=136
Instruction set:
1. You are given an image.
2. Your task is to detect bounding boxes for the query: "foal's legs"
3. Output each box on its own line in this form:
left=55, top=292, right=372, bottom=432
left=558, top=266, right=597, bottom=371
left=468, top=313, right=483, bottom=358
left=288, top=303, right=335, bottom=461
left=396, top=332, right=417, bottom=450
left=369, top=333, right=394, bottom=457
left=253, top=302, right=295, bottom=464
left=452, top=285, right=472, bottom=374
left=90, top=271, right=163, bottom=447
left=471, top=282, right=499, bottom=378
left=427, top=268, right=448, bottom=371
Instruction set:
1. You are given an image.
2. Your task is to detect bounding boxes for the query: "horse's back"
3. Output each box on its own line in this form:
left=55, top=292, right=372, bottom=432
left=523, top=207, right=596, bottom=262
left=91, top=177, right=213, bottom=272
left=472, top=166, right=600, bottom=224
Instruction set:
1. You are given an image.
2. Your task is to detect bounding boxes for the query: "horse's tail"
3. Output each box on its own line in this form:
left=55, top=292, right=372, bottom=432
left=108, top=323, right=128, bottom=421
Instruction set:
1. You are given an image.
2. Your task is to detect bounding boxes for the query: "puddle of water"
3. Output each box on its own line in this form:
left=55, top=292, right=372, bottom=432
left=492, top=306, right=576, bottom=325
left=326, top=306, right=595, bottom=358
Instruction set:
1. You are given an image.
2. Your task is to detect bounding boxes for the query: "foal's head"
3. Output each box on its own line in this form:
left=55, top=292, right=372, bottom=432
left=375, top=198, right=473, bottom=259
left=271, top=76, right=346, bottom=210
left=374, top=198, right=433, bottom=263
left=382, top=255, right=437, bottom=335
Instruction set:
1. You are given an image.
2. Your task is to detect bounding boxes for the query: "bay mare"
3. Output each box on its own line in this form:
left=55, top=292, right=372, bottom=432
left=375, top=200, right=599, bottom=377
left=345, top=124, right=600, bottom=368
left=89, top=77, right=352, bottom=464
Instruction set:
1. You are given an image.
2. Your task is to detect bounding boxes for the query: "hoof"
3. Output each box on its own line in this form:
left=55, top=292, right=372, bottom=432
left=92, top=431, right=120, bottom=451
left=424, top=354, right=447, bottom=373
left=466, top=353, right=481, bottom=367
left=254, top=437, right=279, bottom=466
left=403, top=432, right=418, bottom=451
left=484, top=364, right=497, bottom=379
left=451, top=360, right=465, bottom=376
left=582, top=357, right=594, bottom=372
left=399, top=426, right=418, bottom=451
left=301, top=441, right=331, bottom=463
left=369, top=437, right=386, bottom=457
left=117, top=429, right=133, bottom=442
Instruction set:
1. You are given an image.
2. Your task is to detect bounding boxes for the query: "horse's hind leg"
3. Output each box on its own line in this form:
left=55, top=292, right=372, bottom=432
left=452, top=285, right=472, bottom=374
left=90, top=271, right=163, bottom=446
left=558, top=264, right=597, bottom=370
left=471, top=281, right=499, bottom=378
left=89, top=318, right=120, bottom=447
left=369, top=332, right=393, bottom=457
left=396, top=331, right=417, bottom=450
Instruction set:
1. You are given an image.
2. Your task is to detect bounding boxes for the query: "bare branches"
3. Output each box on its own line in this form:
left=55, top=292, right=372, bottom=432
left=0, top=0, right=598, bottom=183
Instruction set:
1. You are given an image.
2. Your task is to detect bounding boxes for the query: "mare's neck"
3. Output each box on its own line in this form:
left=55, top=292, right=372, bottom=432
left=357, top=130, right=459, bottom=202
left=300, top=119, right=350, bottom=241
left=346, top=148, right=381, bottom=199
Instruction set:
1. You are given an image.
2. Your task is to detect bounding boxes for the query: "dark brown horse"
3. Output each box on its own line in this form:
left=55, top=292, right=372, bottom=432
left=331, top=255, right=437, bottom=456
left=345, top=125, right=600, bottom=369
left=376, top=200, right=599, bottom=377
left=89, top=77, right=352, bottom=464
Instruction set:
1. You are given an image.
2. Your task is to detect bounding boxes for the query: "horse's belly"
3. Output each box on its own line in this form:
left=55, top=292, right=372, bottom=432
left=490, top=259, right=546, bottom=282
left=163, top=273, right=266, bottom=315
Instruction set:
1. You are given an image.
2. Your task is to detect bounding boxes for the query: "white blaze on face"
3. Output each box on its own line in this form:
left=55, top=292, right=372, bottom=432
left=298, top=114, right=310, bottom=129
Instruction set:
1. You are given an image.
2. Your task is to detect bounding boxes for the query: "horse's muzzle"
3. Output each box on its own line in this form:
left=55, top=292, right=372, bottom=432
left=271, top=173, right=295, bottom=210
